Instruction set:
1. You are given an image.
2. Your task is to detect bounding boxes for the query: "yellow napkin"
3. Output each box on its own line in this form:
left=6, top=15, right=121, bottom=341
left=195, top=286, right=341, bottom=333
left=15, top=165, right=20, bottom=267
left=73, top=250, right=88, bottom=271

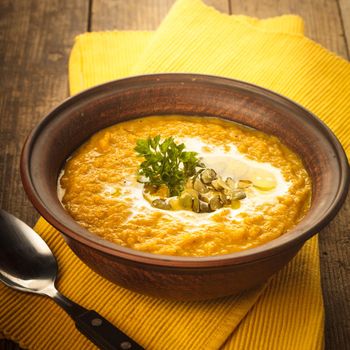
left=3, top=0, right=350, bottom=348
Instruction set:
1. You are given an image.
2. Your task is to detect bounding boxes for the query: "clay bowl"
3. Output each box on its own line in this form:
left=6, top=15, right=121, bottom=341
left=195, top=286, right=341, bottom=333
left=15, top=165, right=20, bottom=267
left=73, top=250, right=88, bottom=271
left=21, top=73, right=349, bottom=301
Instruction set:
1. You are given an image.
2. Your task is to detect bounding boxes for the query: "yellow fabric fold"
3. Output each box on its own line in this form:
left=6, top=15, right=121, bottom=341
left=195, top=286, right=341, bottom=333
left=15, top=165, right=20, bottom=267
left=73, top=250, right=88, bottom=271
left=130, top=0, right=350, bottom=156
left=69, top=13, right=305, bottom=96
left=3, top=0, right=350, bottom=348
left=70, top=31, right=152, bottom=94
left=0, top=217, right=266, bottom=350
left=239, top=14, right=304, bottom=34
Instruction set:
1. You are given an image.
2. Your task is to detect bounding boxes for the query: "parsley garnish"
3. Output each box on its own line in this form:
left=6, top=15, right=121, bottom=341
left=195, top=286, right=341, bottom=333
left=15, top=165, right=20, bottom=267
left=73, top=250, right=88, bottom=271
left=135, top=135, right=203, bottom=196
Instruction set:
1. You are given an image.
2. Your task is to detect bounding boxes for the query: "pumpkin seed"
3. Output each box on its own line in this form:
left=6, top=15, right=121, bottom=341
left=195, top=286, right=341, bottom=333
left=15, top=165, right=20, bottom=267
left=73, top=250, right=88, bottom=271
left=185, top=188, right=199, bottom=198
left=211, top=178, right=229, bottom=191
left=198, top=191, right=213, bottom=203
left=169, top=198, right=183, bottom=210
left=179, top=192, right=193, bottom=209
left=200, top=168, right=217, bottom=184
left=219, top=192, right=230, bottom=205
left=237, top=180, right=252, bottom=189
left=231, top=191, right=246, bottom=200
left=209, top=195, right=223, bottom=210
left=152, top=198, right=171, bottom=210
left=193, top=177, right=209, bottom=193
left=192, top=196, right=200, bottom=213
left=225, top=177, right=235, bottom=190
left=199, top=199, right=211, bottom=212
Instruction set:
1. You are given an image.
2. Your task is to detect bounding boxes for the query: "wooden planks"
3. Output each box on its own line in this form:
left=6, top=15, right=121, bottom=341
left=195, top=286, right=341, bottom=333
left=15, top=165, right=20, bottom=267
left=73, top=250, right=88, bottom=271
left=91, top=0, right=229, bottom=31
left=0, top=0, right=88, bottom=349
left=91, top=0, right=175, bottom=30
left=339, top=0, right=350, bottom=57
left=230, top=0, right=349, bottom=59
left=0, top=0, right=89, bottom=226
left=320, top=196, right=350, bottom=348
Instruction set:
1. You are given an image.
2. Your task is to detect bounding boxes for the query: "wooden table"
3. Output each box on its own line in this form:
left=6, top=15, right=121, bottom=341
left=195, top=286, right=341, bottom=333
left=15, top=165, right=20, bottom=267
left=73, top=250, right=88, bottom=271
left=1, top=1, right=349, bottom=349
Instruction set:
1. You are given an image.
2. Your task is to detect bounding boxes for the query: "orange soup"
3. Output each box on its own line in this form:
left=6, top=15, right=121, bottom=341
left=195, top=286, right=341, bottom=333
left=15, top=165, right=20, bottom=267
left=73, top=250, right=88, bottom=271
left=59, top=116, right=311, bottom=257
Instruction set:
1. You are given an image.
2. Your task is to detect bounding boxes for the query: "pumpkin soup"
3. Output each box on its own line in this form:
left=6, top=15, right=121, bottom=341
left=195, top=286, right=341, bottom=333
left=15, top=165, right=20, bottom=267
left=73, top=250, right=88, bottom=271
left=58, top=116, right=311, bottom=257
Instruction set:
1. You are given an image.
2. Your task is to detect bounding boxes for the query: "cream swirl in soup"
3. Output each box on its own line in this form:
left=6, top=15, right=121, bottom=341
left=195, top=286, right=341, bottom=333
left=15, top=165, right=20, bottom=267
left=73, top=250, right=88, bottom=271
left=114, top=137, right=290, bottom=229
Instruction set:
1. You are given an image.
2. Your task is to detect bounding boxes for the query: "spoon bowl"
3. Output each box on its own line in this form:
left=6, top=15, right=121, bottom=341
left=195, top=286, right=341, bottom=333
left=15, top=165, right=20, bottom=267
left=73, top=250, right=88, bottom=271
left=0, top=210, right=57, bottom=293
left=0, top=209, right=144, bottom=350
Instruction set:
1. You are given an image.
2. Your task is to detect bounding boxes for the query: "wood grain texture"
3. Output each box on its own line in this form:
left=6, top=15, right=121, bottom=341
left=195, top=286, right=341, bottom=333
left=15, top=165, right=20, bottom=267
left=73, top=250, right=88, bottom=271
left=229, top=0, right=350, bottom=348
left=91, top=0, right=175, bottom=30
left=320, top=194, right=350, bottom=348
left=91, top=0, right=229, bottom=31
left=339, top=0, right=350, bottom=57
left=0, top=0, right=88, bottom=226
left=0, top=1, right=88, bottom=348
left=230, top=0, right=349, bottom=59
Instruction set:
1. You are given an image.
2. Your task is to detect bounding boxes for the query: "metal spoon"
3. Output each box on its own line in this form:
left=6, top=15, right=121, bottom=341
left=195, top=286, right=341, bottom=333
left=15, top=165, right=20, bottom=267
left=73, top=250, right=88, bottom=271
left=0, top=209, right=144, bottom=350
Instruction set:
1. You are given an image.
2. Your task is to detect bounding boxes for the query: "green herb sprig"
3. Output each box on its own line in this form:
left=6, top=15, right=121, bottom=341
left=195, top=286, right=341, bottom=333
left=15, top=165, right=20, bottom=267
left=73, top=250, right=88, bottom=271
left=135, top=135, right=203, bottom=196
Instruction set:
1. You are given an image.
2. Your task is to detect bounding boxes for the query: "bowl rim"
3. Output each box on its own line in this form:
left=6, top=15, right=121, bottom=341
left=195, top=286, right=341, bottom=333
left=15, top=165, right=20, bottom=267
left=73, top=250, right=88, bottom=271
left=21, top=73, right=350, bottom=268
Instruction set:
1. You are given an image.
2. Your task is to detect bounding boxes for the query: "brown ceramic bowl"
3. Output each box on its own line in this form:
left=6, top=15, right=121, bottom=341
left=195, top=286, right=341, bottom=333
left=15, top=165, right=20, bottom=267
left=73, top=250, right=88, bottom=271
left=21, top=74, right=349, bottom=300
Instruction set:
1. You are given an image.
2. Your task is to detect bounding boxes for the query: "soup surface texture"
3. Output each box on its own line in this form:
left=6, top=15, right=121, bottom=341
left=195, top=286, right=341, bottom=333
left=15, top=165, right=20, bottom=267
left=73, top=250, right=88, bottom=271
left=59, top=116, right=311, bottom=257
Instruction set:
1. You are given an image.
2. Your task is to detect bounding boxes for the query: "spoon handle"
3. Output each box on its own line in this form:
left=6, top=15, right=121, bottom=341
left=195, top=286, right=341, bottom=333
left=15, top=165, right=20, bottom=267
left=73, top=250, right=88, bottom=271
left=47, top=288, right=144, bottom=350
left=75, top=310, right=144, bottom=350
